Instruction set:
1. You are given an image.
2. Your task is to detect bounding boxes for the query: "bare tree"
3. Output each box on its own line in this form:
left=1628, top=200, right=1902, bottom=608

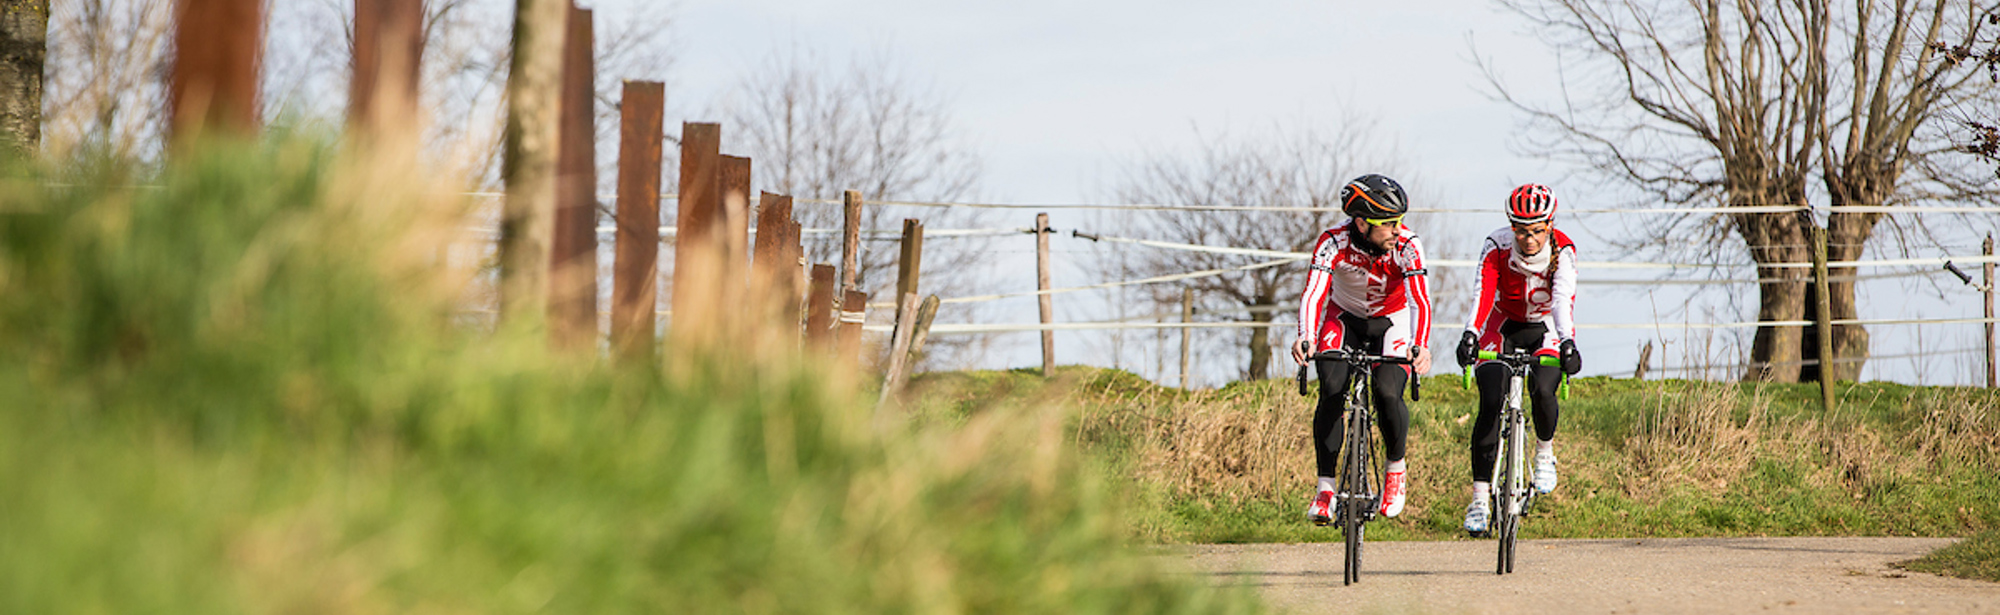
left=715, top=45, right=991, bottom=368
left=0, top=0, right=47, bottom=154
left=1111, top=120, right=1442, bottom=381
left=43, top=0, right=173, bottom=161
left=1490, top=0, right=2000, bottom=382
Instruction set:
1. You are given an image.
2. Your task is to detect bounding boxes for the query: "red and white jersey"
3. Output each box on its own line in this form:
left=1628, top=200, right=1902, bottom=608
left=1463, top=227, right=1578, bottom=341
left=1297, top=221, right=1433, bottom=352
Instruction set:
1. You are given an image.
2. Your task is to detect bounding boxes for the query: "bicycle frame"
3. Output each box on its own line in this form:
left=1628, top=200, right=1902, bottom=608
left=1296, top=348, right=1412, bottom=586
left=1472, top=348, right=1559, bottom=574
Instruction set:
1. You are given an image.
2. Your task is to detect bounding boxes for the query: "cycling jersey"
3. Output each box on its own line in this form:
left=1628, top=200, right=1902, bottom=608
left=1298, top=221, right=1433, bottom=355
left=1463, top=227, right=1577, bottom=356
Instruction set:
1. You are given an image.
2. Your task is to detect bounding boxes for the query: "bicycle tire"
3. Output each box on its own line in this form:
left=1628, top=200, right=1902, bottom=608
left=1341, top=375, right=1373, bottom=586
left=1494, top=417, right=1516, bottom=575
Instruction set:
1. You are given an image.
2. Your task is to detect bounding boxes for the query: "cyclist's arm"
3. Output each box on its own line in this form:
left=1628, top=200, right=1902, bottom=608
left=1551, top=242, right=1579, bottom=341
left=1464, top=234, right=1503, bottom=336
left=1402, top=236, right=1433, bottom=352
left=1297, top=231, right=1337, bottom=355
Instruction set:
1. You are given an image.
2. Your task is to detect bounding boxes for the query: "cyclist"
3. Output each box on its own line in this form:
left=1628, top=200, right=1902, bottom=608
left=1455, top=183, right=1583, bottom=535
left=1293, top=173, right=1434, bottom=525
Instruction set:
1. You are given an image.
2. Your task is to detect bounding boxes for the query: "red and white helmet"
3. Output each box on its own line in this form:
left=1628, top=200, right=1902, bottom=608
left=1506, top=183, right=1557, bottom=225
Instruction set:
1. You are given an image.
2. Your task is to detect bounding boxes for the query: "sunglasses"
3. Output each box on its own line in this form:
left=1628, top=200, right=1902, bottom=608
left=1363, top=215, right=1405, bottom=228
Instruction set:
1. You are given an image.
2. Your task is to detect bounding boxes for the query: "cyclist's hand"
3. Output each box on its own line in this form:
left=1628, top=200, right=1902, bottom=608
left=1560, top=339, right=1582, bottom=375
left=1455, top=331, right=1478, bottom=367
left=1411, top=346, right=1432, bottom=375
left=1292, top=339, right=1311, bottom=366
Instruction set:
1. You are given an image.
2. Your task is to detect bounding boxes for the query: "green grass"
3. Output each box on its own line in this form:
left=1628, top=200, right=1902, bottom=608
left=903, top=367, right=2000, bottom=549
left=0, top=140, right=1264, bottom=614
left=1901, top=530, right=2000, bottom=582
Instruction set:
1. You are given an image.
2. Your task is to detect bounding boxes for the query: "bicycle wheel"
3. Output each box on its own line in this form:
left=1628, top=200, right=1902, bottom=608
left=1494, top=419, right=1516, bottom=575
left=1341, top=385, right=1372, bottom=586
left=1503, top=412, right=1527, bottom=574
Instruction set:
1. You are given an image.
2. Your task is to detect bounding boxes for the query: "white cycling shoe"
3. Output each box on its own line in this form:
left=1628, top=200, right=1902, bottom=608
left=1464, top=498, right=1491, bottom=535
left=1534, top=450, right=1559, bottom=494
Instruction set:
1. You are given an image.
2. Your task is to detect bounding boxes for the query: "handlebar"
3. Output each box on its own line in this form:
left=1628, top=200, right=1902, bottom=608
left=1295, top=350, right=1421, bottom=401
left=1463, top=349, right=1571, bottom=399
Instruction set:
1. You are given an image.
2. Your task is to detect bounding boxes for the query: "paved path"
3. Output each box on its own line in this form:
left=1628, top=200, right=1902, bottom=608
left=1163, top=537, right=2000, bottom=614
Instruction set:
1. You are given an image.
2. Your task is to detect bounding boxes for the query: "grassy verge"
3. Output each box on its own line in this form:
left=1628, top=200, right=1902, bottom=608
left=1901, top=530, right=2000, bottom=582
left=903, top=366, right=2000, bottom=547
left=0, top=141, right=1263, bottom=613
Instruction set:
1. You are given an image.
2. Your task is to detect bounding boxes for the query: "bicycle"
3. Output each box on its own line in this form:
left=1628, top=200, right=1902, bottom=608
left=1464, top=348, right=1560, bottom=575
left=1296, top=349, right=1417, bottom=586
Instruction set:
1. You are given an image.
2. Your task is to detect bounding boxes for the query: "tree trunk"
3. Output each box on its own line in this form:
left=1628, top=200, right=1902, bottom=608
left=0, top=0, right=44, bottom=154
left=1245, top=294, right=1275, bottom=381
left=1739, top=210, right=1812, bottom=382
left=1808, top=169, right=1889, bottom=381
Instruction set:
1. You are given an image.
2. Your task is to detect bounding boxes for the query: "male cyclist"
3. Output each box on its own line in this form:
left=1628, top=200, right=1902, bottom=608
left=1456, top=183, right=1583, bottom=535
left=1293, top=173, right=1434, bottom=525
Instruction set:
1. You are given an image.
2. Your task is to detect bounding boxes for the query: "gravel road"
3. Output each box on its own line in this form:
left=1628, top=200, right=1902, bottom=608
left=1163, top=537, right=2000, bottom=613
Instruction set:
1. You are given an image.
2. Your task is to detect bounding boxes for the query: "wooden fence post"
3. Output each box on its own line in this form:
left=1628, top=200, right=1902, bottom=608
left=1634, top=340, right=1653, bottom=380
left=498, top=0, right=566, bottom=329
left=670, top=122, right=723, bottom=346
left=842, top=190, right=864, bottom=293
left=806, top=264, right=836, bottom=349
left=548, top=5, right=596, bottom=350
left=906, top=294, right=941, bottom=368
left=878, top=292, right=921, bottom=406
left=1180, top=287, right=1193, bottom=388
left=1812, top=226, right=1835, bottom=411
left=838, top=290, right=867, bottom=361
left=611, top=81, right=663, bottom=360
left=897, top=219, right=924, bottom=300
left=1986, top=234, right=1995, bottom=388
left=1036, top=213, right=1054, bottom=377
left=170, top=0, right=264, bottom=142
left=349, top=0, right=421, bottom=142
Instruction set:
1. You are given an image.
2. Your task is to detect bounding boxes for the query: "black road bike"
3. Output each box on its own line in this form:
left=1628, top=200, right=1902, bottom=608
left=1297, top=350, right=1417, bottom=586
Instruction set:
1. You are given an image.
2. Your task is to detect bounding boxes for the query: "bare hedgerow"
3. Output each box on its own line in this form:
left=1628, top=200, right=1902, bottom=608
left=1908, top=388, right=2000, bottom=472
left=1129, top=386, right=1315, bottom=505
left=1622, top=381, right=1766, bottom=493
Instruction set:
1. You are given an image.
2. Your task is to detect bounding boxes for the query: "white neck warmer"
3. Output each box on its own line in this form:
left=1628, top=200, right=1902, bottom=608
left=1511, top=243, right=1551, bottom=274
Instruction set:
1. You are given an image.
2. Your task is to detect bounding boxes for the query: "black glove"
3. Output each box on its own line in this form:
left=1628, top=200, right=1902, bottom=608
left=1559, top=339, right=1582, bottom=375
left=1455, top=331, right=1478, bottom=367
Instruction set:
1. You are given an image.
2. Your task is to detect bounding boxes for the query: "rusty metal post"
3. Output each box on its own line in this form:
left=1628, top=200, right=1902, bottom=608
left=349, top=0, right=422, bottom=139
left=806, top=264, right=836, bottom=349
left=171, top=0, right=264, bottom=142
left=548, top=5, right=596, bottom=350
left=720, top=155, right=752, bottom=326
left=670, top=122, right=723, bottom=345
left=753, top=192, right=799, bottom=336
left=611, top=81, right=663, bottom=360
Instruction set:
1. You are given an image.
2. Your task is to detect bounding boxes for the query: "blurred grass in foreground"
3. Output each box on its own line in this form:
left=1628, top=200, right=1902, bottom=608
left=904, top=367, right=2000, bottom=549
left=0, top=140, right=1261, bottom=614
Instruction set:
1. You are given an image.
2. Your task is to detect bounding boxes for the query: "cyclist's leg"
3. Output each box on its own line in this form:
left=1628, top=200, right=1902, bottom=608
left=1528, top=362, right=1561, bottom=441
left=1519, top=324, right=1564, bottom=493
left=1311, top=312, right=1354, bottom=482
left=1313, top=356, right=1354, bottom=479
left=1470, top=361, right=1508, bottom=480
